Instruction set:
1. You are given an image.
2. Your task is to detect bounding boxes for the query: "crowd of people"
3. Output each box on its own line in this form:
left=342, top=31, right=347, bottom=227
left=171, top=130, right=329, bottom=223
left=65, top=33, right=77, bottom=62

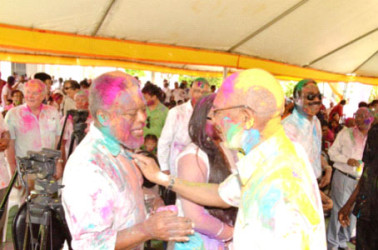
left=0, top=69, right=377, bottom=249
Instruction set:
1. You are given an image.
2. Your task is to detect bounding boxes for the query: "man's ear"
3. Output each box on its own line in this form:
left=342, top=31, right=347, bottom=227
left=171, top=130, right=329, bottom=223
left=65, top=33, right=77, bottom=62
left=245, top=118, right=255, bottom=130
left=241, top=109, right=254, bottom=129
left=97, top=110, right=108, bottom=126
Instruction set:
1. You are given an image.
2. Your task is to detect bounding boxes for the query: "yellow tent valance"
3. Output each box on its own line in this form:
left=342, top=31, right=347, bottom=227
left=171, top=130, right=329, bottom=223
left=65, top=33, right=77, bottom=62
left=1, top=24, right=378, bottom=85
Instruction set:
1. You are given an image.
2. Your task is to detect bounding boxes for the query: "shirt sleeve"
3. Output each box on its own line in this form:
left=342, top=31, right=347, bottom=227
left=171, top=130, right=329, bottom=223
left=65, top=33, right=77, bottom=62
left=218, top=173, right=241, bottom=207
left=62, top=162, right=119, bottom=249
left=328, top=128, right=349, bottom=164
left=157, top=108, right=176, bottom=171
left=4, top=110, right=15, bottom=139
left=282, top=119, right=298, bottom=142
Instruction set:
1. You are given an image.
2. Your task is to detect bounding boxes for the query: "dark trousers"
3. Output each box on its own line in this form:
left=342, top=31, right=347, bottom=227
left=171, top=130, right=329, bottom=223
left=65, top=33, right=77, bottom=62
left=356, top=218, right=378, bottom=250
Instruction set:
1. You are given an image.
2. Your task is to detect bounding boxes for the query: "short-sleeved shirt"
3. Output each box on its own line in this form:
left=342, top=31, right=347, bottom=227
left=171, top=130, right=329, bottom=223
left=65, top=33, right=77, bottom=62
left=158, top=101, right=193, bottom=174
left=328, top=127, right=367, bottom=177
left=282, top=108, right=322, bottom=178
left=5, top=103, right=61, bottom=158
left=219, top=127, right=326, bottom=250
left=143, top=102, right=169, bottom=138
left=62, top=124, right=146, bottom=249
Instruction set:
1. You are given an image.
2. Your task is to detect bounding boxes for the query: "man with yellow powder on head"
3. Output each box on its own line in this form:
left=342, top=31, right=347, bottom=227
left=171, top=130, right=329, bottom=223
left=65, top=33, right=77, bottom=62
left=134, top=69, right=326, bottom=249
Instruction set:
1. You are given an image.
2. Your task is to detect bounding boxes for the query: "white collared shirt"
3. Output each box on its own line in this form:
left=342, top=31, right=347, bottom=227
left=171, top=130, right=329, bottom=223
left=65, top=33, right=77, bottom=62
left=158, top=101, right=193, bottom=174
left=219, top=128, right=326, bottom=250
left=282, top=108, right=322, bottom=178
left=5, top=103, right=61, bottom=158
left=328, top=126, right=367, bottom=177
left=62, top=124, right=145, bottom=250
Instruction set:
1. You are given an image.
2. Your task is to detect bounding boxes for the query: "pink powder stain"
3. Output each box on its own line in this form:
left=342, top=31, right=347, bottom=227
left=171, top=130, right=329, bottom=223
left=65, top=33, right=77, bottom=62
left=21, top=114, right=36, bottom=133
left=100, top=200, right=114, bottom=220
left=219, top=72, right=239, bottom=102
left=90, top=189, right=102, bottom=201
left=94, top=75, right=138, bottom=108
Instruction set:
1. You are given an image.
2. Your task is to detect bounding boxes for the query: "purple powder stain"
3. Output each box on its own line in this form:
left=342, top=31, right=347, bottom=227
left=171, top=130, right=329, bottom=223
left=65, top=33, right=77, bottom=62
left=100, top=203, right=113, bottom=220
left=220, top=72, right=239, bottom=101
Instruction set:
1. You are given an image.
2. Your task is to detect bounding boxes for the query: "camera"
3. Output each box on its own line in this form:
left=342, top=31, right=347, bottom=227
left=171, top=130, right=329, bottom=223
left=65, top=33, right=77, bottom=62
left=67, top=109, right=89, bottom=124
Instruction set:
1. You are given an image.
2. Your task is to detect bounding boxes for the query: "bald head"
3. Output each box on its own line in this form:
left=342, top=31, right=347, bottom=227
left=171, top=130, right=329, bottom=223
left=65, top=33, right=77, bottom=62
left=215, top=69, right=284, bottom=118
left=212, top=69, right=285, bottom=154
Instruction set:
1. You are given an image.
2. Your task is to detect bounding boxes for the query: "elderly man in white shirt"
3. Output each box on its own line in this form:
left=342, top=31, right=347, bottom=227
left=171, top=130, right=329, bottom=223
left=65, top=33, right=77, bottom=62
left=62, top=71, right=193, bottom=249
left=5, top=79, right=63, bottom=181
left=327, top=107, right=374, bottom=250
left=158, top=78, right=210, bottom=176
left=134, top=69, right=326, bottom=250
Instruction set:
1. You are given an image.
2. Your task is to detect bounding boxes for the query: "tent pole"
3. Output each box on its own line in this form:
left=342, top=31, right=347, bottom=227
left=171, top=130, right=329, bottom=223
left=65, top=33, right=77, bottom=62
left=223, top=67, right=228, bottom=81
left=92, top=0, right=117, bottom=36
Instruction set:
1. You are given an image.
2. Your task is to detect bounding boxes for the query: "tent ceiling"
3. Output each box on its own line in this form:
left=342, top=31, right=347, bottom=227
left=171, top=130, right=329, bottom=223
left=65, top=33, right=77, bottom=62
left=1, top=0, right=378, bottom=83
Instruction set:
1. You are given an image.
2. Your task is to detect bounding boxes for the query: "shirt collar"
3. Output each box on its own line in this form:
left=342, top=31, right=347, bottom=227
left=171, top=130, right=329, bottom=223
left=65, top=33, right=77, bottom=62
left=90, top=123, right=121, bottom=156
left=236, top=126, right=287, bottom=186
left=292, top=108, right=316, bottom=124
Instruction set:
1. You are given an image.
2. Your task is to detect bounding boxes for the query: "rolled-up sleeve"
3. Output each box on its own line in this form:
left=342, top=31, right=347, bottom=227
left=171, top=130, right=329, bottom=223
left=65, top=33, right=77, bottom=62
left=218, top=173, right=241, bottom=207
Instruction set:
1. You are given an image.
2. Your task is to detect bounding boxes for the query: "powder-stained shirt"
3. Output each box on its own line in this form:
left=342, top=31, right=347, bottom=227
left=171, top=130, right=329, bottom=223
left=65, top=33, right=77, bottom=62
left=158, top=101, right=193, bottom=175
left=282, top=108, right=322, bottom=179
left=0, top=115, right=9, bottom=188
left=328, top=126, right=367, bottom=177
left=219, top=127, right=326, bottom=250
left=62, top=124, right=146, bottom=250
left=5, top=103, right=61, bottom=158
left=143, top=102, right=169, bottom=138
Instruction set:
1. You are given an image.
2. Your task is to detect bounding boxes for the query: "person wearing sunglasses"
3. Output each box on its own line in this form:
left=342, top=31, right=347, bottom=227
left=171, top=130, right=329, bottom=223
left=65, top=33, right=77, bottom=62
left=282, top=79, right=329, bottom=184
left=61, top=80, right=80, bottom=116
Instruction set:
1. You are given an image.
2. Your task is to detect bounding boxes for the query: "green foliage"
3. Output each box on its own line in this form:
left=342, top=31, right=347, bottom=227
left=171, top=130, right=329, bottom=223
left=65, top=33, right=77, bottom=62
left=369, top=85, right=378, bottom=102
left=124, top=69, right=146, bottom=78
left=280, top=80, right=296, bottom=98
left=178, top=75, right=222, bottom=88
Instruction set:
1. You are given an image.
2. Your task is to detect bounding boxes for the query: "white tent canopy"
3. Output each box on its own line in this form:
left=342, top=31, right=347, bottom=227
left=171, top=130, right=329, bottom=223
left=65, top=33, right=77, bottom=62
left=1, top=0, right=378, bottom=84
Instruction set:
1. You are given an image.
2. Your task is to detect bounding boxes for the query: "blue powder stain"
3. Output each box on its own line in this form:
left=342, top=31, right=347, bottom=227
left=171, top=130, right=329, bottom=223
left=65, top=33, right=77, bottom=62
left=87, top=223, right=96, bottom=229
left=241, top=129, right=260, bottom=154
left=98, top=115, right=121, bottom=156
left=259, top=186, right=282, bottom=226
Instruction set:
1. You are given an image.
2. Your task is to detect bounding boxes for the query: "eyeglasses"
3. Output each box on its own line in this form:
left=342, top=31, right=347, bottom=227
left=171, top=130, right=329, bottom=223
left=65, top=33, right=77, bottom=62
left=306, top=93, right=322, bottom=101
left=213, top=105, right=253, bottom=118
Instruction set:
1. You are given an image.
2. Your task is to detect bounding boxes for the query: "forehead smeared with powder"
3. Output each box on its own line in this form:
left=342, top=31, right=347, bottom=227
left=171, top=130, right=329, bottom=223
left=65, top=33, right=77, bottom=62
left=25, top=79, right=46, bottom=93
left=356, top=107, right=373, bottom=119
left=293, top=79, right=317, bottom=98
left=216, top=69, right=284, bottom=115
left=93, top=73, right=138, bottom=108
left=192, top=77, right=209, bottom=88
left=215, top=72, right=239, bottom=106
